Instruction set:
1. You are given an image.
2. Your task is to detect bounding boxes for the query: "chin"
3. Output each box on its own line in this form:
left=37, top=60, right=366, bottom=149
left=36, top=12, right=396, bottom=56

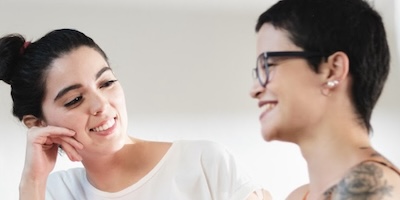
left=262, top=129, right=298, bottom=144
left=261, top=127, right=278, bottom=142
left=261, top=123, right=290, bottom=142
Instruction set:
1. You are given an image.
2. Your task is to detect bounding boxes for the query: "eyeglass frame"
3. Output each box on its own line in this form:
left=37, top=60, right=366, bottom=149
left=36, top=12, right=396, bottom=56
left=252, top=51, right=325, bottom=87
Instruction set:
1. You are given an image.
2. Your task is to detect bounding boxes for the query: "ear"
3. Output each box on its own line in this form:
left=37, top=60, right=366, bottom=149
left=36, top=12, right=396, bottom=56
left=22, top=115, right=47, bottom=128
left=320, top=51, right=349, bottom=84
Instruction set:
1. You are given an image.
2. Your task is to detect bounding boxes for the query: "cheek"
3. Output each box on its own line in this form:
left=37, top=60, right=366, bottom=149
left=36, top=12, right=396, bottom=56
left=285, top=89, right=325, bottom=128
left=44, top=108, right=86, bottom=131
left=111, top=87, right=127, bottom=110
left=277, top=82, right=319, bottom=123
left=268, top=68, right=276, bottom=82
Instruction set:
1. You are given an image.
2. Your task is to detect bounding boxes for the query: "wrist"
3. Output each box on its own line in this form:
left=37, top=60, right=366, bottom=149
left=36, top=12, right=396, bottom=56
left=19, top=176, right=47, bottom=200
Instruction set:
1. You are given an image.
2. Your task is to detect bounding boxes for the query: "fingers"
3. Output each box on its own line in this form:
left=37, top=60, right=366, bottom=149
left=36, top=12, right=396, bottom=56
left=27, top=126, right=84, bottom=161
left=50, top=135, right=83, bottom=150
left=27, top=126, right=74, bottom=146
left=51, top=136, right=84, bottom=162
left=60, top=140, right=83, bottom=161
left=30, top=125, right=76, bottom=138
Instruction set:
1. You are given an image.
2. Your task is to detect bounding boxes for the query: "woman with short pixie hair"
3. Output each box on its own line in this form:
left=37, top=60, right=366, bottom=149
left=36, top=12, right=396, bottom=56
left=250, top=0, right=400, bottom=199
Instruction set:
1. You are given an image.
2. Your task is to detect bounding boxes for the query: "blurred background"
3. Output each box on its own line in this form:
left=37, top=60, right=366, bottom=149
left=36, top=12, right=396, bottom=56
left=0, top=0, right=399, bottom=199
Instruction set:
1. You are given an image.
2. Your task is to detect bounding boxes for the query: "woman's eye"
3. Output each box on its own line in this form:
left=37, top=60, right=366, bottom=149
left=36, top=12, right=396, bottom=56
left=64, top=96, right=83, bottom=107
left=100, top=80, right=118, bottom=88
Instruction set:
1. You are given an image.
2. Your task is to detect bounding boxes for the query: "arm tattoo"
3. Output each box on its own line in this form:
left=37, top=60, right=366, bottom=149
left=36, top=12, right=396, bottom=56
left=323, top=162, right=393, bottom=200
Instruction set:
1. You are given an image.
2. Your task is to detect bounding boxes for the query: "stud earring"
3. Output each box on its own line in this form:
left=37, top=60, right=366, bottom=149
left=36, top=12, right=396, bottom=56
left=321, top=80, right=339, bottom=96
left=326, top=80, right=339, bottom=87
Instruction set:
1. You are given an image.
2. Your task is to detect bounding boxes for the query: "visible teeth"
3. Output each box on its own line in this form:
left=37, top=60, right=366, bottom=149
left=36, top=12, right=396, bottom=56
left=91, top=118, right=115, bottom=132
left=262, top=103, right=276, bottom=112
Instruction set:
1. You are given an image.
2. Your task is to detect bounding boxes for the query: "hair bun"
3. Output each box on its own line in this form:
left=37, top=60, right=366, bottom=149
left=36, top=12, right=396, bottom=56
left=0, top=34, right=26, bottom=84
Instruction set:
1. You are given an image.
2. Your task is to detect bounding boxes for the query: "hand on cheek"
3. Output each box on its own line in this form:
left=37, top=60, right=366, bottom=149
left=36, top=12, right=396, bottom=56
left=22, top=125, right=84, bottom=182
left=53, top=136, right=84, bottom=162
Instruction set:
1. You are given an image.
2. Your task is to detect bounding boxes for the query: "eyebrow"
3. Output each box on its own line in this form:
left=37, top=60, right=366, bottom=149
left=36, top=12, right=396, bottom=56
left=53, top=66, right=112, bottom=102
left=96, top=67, right=111, bottom=80
left=54, top=84, right=82, bottom=102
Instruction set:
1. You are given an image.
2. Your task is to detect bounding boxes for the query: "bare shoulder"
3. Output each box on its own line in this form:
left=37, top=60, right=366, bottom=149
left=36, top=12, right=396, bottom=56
left=328, top=161, right=400, bottom=199
left=286, top=184, right=308, bottom=200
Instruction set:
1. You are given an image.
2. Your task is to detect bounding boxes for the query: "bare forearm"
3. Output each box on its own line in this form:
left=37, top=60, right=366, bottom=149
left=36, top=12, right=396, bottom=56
left=19, top=178, right=47, bottom=200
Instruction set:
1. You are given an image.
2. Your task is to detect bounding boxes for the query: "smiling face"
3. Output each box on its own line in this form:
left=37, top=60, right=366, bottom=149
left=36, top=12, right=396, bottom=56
left=250, top=23, right=329, bottom=143
left=41, top=46, right=129, bottom=157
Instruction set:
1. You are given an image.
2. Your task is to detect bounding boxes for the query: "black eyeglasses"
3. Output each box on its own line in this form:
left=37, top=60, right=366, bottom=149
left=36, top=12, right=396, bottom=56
left=252, top=51, right=325, bottom=87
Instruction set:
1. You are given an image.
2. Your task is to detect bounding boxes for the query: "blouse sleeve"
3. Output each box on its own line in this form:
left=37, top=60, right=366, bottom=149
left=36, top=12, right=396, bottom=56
left=199, top=141, right=261, bottom=200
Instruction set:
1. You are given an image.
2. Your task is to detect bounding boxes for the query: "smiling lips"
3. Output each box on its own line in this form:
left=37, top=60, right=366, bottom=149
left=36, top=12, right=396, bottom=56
left=259, top=101, right=277, bottom=120
left=90, top=118, right=116, bottom=132
left=261, top=103, right=276, bottom=112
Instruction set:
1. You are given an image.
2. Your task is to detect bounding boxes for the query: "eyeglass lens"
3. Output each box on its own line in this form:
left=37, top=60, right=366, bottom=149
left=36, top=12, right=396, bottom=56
left=256, top=54, right=268, bottom=86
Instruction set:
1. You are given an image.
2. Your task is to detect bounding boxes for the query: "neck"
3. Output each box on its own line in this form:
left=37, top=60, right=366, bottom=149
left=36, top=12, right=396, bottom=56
left=81, top=138, right=149, bottom=192
left=298, top=121, right=371, bottom=198
left=79, top=138, right=171, bottom=192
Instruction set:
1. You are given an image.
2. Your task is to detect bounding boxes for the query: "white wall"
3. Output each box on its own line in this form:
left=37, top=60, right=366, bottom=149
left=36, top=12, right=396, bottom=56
left=0, top=1, right=399, bottom=199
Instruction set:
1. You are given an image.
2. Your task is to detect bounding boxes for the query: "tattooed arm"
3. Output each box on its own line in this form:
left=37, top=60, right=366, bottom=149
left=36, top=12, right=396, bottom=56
left=325, top=161, right=400, bottom=200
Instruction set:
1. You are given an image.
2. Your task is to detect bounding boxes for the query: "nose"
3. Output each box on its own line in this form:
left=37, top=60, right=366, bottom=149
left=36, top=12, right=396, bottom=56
left=249, top=79, right=264, bottom=99
left=89, top=92, right=108, bottom=116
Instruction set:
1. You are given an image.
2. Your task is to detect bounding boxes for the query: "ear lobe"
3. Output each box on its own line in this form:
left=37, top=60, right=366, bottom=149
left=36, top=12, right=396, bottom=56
left=22, top=115, right=46, bottom=128
left=319, top=52, right=350, bottom=96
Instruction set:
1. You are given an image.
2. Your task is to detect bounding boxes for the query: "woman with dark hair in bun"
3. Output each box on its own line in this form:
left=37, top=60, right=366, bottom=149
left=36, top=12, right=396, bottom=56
left=0, top=29, right=271, bottom=200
